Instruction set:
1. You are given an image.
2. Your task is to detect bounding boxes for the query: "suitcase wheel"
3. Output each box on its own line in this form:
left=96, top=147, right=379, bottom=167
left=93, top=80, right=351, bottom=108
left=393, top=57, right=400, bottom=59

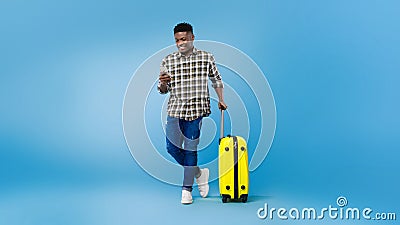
left=222, top=195, right=229, bottom=203
left=241, top=194, right=248, bottom=203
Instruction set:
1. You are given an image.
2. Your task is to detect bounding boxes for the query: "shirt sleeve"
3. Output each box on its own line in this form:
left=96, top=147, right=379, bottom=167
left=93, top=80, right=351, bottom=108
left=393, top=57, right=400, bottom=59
left=208, top=54, right=224, bottom=88
left=157, top=59, right=171, bottom=94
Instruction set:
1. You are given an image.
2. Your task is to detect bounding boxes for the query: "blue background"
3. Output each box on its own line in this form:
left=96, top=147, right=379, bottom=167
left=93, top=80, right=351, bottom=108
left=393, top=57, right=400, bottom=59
left=1, top=0, right=399, bottom=224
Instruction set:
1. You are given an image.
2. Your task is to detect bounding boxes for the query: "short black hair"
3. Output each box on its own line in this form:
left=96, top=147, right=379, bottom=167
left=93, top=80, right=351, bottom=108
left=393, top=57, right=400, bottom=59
left=174, top=22, right=193, bottom=34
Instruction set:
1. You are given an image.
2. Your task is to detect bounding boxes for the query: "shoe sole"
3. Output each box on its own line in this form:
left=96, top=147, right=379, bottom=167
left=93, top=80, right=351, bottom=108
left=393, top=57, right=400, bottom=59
left=181, top=200, right=193, bottom=204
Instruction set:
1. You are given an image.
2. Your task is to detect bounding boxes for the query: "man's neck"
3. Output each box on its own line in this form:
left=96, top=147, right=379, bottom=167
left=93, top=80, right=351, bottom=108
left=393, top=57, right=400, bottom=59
left=181, top=47, right=194, bottom=57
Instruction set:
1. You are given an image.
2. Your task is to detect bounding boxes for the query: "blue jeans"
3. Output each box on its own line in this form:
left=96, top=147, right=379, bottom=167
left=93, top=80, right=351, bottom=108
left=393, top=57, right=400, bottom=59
left=166, top=116, right=202, bottom=191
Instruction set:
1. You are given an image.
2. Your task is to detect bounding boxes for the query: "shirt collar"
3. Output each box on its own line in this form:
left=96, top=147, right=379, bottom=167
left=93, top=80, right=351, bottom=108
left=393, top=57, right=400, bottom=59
left=176, top=47, right=198, bottom=58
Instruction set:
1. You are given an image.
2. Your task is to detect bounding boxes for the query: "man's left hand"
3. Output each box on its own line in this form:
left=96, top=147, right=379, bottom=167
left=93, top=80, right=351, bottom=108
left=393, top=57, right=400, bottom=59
left=218, top=101, right=227, bottom=110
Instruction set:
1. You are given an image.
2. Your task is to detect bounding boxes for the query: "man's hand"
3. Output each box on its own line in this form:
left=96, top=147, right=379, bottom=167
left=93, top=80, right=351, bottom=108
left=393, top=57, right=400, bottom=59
left=218, top=101, right=227, bottom=110
left=159, top=72, right=171, bottom=84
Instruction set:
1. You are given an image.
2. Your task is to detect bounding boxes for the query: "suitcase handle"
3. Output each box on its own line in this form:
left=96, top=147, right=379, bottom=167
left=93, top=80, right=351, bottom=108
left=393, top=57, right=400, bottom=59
left=220, top=109, right=225, bottom=140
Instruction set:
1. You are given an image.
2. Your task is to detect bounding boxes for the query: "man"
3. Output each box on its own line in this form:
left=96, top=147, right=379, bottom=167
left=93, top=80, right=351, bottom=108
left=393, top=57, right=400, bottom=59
left=158, top=22, right=227, bottom=204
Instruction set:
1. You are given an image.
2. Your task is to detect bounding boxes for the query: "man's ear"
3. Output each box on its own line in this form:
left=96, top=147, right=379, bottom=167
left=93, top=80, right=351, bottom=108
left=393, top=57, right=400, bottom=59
left=191, top=34, right=195, bottom=41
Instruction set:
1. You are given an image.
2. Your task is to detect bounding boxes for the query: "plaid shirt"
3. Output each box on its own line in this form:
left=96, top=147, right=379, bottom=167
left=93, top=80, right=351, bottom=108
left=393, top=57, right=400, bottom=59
left=158, top=47, right=224, bottom=121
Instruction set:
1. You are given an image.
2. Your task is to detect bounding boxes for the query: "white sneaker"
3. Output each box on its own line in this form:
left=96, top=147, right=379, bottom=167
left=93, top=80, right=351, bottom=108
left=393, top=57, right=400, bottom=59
left=181, top=190, right=193, bottom=204
left=196, top=168, right=209, bottom=198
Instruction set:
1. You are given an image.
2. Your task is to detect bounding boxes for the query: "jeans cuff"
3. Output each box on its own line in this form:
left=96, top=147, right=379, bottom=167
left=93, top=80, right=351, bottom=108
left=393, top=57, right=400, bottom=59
left=182, top=186, right=192, bottom=192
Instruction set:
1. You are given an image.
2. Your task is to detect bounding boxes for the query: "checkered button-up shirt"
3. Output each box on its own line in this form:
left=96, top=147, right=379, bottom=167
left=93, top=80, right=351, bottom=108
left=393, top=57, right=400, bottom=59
left=158, top=47, right=224, bottom=121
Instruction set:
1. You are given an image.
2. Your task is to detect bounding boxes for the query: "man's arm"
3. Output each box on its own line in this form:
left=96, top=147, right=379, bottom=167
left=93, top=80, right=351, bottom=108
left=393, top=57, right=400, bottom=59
left=209, top=55, right=227, bottom=110
left=214, top=87, right=227, bottom=110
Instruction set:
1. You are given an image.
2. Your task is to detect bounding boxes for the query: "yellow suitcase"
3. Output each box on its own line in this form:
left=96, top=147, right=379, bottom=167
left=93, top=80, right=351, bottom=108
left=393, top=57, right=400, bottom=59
left=218, top=110, right=249, bottom=203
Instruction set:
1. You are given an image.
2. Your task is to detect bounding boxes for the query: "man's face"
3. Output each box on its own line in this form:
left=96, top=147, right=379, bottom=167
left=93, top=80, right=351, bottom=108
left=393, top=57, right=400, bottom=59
left=174, top=31, right=195, bottom=55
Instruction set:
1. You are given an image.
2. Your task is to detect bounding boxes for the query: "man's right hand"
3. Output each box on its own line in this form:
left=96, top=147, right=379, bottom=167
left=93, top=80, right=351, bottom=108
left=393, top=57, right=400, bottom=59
left=159, top=72, right=171, bottom=84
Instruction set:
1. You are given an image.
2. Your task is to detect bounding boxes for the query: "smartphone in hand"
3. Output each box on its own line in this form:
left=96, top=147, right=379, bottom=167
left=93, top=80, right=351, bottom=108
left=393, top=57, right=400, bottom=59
left=159, top=66, right=171, bottom=83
